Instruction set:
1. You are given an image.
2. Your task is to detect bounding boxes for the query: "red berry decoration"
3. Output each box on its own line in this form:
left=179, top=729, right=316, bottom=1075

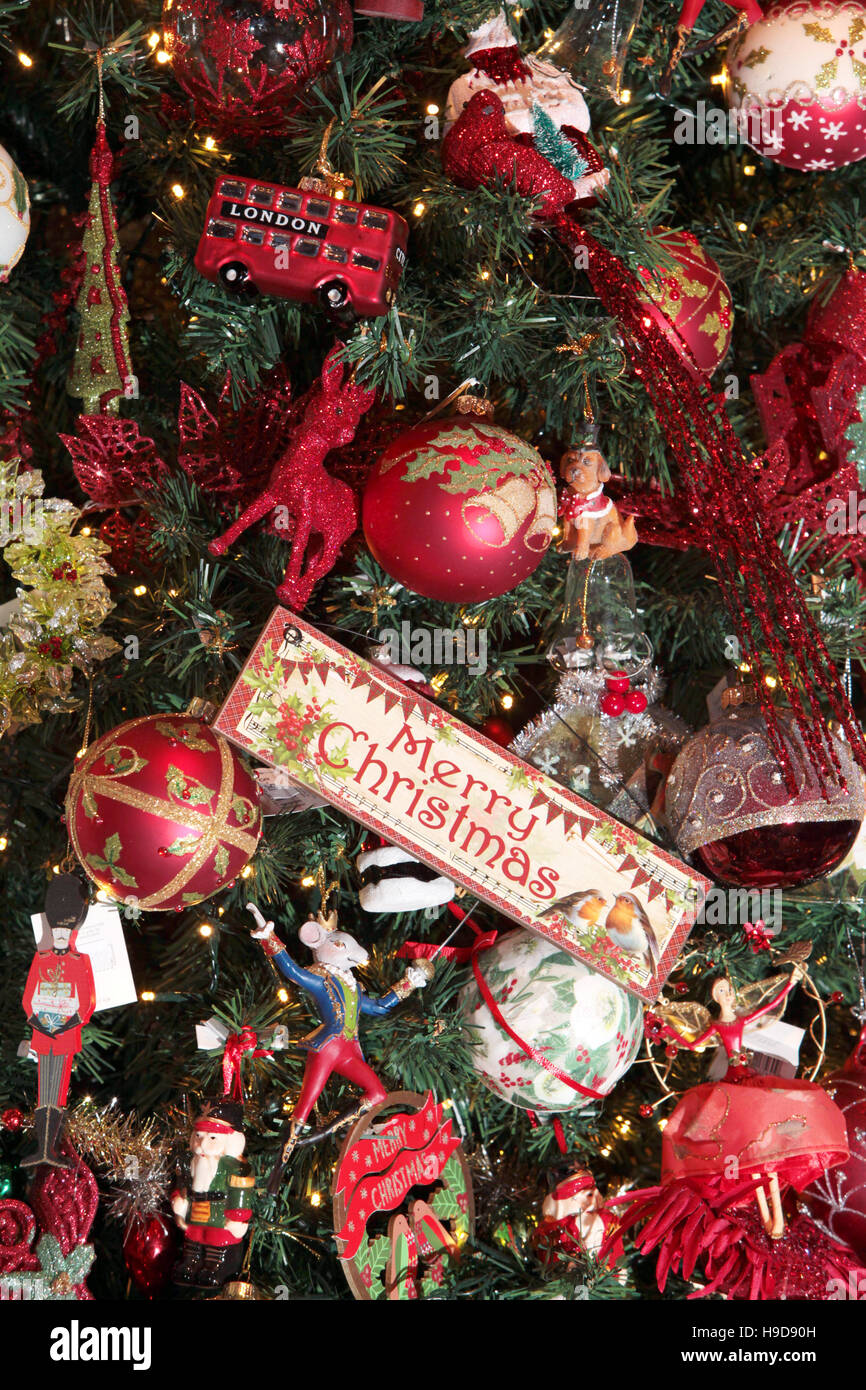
left=1, top=1108, right=24, bottom=1133
left=624, top=689, right=648, bottom=714
left=161, top=0, right=353, bottom=141
left=600, top=692, right=626, bottom=717
left=65, top=713, right=262, bottom=912
left=666, top=704, right=864, bottom=889
left=638, top=228, right=733, bottom=375
left=362, top=398, right=557, bottom=602
left=639, top=1103, right=653, bottom=1118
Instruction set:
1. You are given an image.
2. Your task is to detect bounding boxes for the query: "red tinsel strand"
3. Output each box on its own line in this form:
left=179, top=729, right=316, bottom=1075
left=555, top=215, right=866, bottom=790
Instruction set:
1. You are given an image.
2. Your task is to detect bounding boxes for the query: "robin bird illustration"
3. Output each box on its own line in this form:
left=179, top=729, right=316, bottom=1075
left=603, top=894, right=660, bottom=977
left=539, top=890, right=607, bottom=930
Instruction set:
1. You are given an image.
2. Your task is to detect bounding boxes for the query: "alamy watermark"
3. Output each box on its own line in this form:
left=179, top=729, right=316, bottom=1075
left=0, top=496, right=44, bottom=545
left=674, top=102, right=783, bottom=152
left=377, top=621, right=488, bottom=676
left=697, top=887, right=782, bottom=931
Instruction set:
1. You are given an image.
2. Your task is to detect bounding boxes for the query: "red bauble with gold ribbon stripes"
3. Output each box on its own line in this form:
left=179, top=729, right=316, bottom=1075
left=65, top=713, right=262, bottom=912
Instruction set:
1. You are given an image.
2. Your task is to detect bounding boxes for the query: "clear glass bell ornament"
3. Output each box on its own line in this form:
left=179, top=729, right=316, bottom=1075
left=547, top=552, right=653, bottom=675
left=535, top=0, right=644, bottom=104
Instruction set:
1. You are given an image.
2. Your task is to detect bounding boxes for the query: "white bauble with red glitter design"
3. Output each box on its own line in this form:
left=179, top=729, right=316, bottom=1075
left=727, top=1, right=866, bottom=172
left=458, top=929, right=643, bottom=1113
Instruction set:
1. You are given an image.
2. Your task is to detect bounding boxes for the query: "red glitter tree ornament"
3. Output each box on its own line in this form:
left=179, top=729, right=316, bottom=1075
left=161, top=0, right=353, bottom=140
left=65, top=713, right=262, bottom=913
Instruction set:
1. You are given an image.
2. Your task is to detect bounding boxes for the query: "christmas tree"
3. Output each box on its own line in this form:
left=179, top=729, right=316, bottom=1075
left=3, top=0, right=866, bottom=1324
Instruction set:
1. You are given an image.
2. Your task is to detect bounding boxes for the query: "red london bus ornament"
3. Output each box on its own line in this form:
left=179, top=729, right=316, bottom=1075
left=194, top=173, right=408, bottom=317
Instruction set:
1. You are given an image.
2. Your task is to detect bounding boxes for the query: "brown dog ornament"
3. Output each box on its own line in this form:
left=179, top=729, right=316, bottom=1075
left=558, top=446, right=637, bottom=560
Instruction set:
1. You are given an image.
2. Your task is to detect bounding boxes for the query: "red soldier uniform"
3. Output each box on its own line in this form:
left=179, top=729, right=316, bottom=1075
left=21, top=875, right=96, bottom=1169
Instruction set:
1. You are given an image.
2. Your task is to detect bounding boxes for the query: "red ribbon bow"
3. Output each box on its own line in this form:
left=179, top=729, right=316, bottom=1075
left=221, top=1026, right=272, bottom=1099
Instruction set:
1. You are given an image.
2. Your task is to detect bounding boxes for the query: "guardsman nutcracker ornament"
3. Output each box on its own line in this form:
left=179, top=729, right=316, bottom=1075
left=21, top=874, right=96, bottom=1169
left=247, top=902, right=433, bottom=1192
left=171, top=1100, right=255, bottom=1290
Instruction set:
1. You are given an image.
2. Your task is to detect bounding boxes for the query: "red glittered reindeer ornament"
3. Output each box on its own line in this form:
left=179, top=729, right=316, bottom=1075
left=209, top=346, right=376, bottom=609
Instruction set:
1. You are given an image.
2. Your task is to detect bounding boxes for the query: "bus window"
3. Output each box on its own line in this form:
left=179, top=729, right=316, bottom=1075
left=352, top=251, right=382, bottom=271
left=333, top=205, right=358, bottom=224
left=208, top=219, right=236, bottom=240
left=361, top=210, right=389, bottom=231
left=324, top=245, right=348, bottom=263
left=278, top=192, right=303, bottom=212
left=295, top=239, right=320, bottom=257
left=219, top=180, right=247, bottom=199
left=241, top=227, right=265, bottom=245
left=305, top=198, right=331, bottom=218
left=249, top=186, right=274, bottom=205
left=271, top=232, right=291, bottom=248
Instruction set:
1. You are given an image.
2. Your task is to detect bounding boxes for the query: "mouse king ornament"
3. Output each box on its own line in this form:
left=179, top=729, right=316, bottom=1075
left=247, top=901, right=433, bottom=1191
left=21, top=876, right=96, bottom=1169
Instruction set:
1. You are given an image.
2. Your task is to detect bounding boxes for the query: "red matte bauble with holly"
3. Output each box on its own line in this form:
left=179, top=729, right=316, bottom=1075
left=727, top=2, right=866, bottom=173
left=161, top=0, right=353, bottom=140
left=362, top=401, right=557, bottom=602
left=801, top=1027, right=866, bottom=1260
left=637, top=228, right=733, bottom=376
left=65, top=713, right=262, bottom=912
left=123, top=1212, right=177, bottom=1297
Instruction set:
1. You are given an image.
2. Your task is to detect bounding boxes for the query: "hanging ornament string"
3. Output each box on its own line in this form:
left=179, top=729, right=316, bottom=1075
left=553, top=214, right=866, bottom=794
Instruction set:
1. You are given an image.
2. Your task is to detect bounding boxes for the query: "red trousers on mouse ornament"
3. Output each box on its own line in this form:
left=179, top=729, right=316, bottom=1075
left=294, top=1036, right=387, bottom=1123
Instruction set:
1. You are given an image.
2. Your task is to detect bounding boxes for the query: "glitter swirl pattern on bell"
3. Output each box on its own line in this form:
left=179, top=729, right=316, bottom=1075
left=665, top=704, right=866, bottom=888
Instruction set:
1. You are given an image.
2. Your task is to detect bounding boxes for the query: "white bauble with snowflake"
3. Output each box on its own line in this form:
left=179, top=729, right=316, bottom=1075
left=727, top=1, right=866, bottom=172
left=458, top=930, right=643, bottom=1113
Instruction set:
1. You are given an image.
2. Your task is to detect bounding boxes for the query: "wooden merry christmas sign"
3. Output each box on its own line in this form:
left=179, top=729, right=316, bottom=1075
left=214, top=609, right=708, bottom=1002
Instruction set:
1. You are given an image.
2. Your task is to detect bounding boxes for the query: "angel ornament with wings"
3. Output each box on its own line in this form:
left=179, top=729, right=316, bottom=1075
left=598, top=953, right=865, bottom=1301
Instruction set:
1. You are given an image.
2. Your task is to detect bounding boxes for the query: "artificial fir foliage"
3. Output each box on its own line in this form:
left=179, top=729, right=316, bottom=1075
left=2, top=0, right=866, bottom=1311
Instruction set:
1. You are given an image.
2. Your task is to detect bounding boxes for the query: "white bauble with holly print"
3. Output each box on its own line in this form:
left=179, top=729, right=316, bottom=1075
left=458, top=930, right=643, bottom=1113
left=727, top=1, right=866, bottom=172
left=0, top=142, right=29, bottom=281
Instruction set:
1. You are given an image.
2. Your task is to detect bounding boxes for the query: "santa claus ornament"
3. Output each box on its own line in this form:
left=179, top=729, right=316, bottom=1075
left=665, top=695, right=865, bottom=888
left=65, top=712, right=262, bottom=912
left=362, top=395, right=557, bottom=602
left=442, top=9, right=610, bottom=211
left=726, top=1, right=866, bottom=172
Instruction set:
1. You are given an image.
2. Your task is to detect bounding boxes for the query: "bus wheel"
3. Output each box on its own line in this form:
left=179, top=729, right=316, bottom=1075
left=320, top=280, right=351, bottom=311
left=220, top=261, right=256, bottom=295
